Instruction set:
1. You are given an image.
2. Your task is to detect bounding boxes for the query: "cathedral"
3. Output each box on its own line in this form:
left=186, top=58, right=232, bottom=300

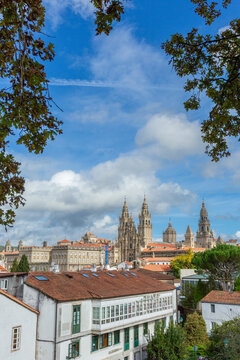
left=116, top=197, right=152, bottom=262
left=116, top=198, right=219, bottom=262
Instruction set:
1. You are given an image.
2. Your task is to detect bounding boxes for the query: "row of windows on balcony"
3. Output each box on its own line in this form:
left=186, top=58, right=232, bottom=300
left=92, top=295, right=173, bottom=325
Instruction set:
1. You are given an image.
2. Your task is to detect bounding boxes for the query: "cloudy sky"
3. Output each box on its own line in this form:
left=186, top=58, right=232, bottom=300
left=1, top=0, right=240, bottom=246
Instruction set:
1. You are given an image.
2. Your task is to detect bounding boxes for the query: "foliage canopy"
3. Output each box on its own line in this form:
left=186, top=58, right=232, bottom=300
left=147, top=320, right=186, bottom=360
left=192, top=244, right=240, bottom=290
left=184, top=311, right=209, bottom=347
left=16, top=254, right=30, bottom=272
left=206, top=317, right=240, bottom=360
left=0, top=0, right=62, bottom=228
left=170, top=249, right=195, bottom=278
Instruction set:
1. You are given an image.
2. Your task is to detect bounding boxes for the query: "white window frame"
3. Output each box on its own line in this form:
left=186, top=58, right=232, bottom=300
left=1, top=279, right=8, bottom=290
left=11, top=326, right=21, bottom=351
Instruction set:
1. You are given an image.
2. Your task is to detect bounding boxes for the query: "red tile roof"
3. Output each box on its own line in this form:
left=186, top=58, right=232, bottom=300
left=0, top=289, right=39, bottom=314
left=138, top=268, right=175, bottom=280
left=25, top=270, right=176, bottom=302
left=145, top=257, right=174, bottom=262
left=0, top=272, right=28, bottom=278
left=147, top=243, right=176, bottom=248
left=0, top=265, right=7, bottom=272
left=58, top=239, right=71, bottom=243
left=202, top=290, right=240, bottom=305
left=142, top=264, right=172, bottom=272
left=0, top=251, right=19, bottom=255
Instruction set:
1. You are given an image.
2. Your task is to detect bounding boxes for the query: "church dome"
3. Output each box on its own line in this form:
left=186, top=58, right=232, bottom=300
left=164, top=221, right=176, bottom=234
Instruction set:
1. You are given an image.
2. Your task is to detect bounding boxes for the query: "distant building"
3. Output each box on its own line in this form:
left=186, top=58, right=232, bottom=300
left=163, top=221, right=176, bottom=244
left=184, top=225, right=194, bottom=248
left=116, top=197, right=152, bottom=262
left=202, top=290, right=240, bottom=333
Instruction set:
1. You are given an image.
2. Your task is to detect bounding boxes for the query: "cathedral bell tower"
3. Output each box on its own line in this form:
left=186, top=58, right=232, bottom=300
left=117, top=199, right=139, bottom=262
left=184, top=225, right=194, bottom=248
left=196, top=201, right=215, bottom=248
left=138, top=196, right=152, bottom=247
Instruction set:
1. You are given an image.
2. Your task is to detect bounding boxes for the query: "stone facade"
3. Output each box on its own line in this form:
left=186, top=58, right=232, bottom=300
left=163, top=221, right=176, bottom=244
left=184, top=225, right=194, bottom=248
left=196, top=201, right=216, bottom=248
left=116, top=197, right=152, bottom=262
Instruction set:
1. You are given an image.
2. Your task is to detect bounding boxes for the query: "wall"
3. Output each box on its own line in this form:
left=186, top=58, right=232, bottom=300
left=0, top=293, right=37, bottom=360
left=202, top=302, right=240, bottom=333
left=23, top=284, right=56, bottom=360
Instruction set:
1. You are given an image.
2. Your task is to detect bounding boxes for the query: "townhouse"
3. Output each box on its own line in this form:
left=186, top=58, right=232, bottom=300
left=202, top=290, right=240, bottom=333
left=23, top=269, right=177, bottom=360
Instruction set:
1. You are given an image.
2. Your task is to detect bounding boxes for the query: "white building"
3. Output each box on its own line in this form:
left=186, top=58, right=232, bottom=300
left=0, top=272, right=28, bottom=300
left=0, top=289, right=38, bottom=360
left=23, top=269, right=177, bottom=360
left=202, top=290, right=240, bottom=333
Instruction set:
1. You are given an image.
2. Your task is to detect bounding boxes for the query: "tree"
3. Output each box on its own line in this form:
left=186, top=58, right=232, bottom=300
left=10, top=257, right=19, bottom=272
left=147, top=320, right=186, bottom=360
left=207, top=317, right=240, bottom=360
left=181, top=279, right=217, bottom=310
left=234, top=275, right=240, bottom=291
left=192, top=244, right=240, bottom=291
left=0, top=1, right=62, bottom=228
left=170, top=249, right=195, bottom=278
left=184, top=312, right=209, bottom=347
left=16, top=254, right=30, bottom=272
left=96, top=1, right=240, bottom=162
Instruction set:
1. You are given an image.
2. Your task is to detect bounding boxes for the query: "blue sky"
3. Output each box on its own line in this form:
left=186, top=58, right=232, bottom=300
left=1, top=0, right=240, bottom=246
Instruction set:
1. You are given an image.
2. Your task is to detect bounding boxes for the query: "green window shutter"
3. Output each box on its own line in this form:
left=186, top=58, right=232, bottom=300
left=124, top=328, right=129, bottom=351
left=143, top=323, right=148, bottom=336
left=92, top=336, right=98, bottom=352
left=114, top=330, right=120, bottom=344
left=68, top=343, right=72, bottom=358
left=134, top=325, right=139, bottom=347
left=72, top=305, right=81, bottom=334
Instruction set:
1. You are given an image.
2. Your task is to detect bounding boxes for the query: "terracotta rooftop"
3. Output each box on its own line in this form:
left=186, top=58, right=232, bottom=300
left=137, top=268, right=175, bottom=280
left=202, top=290, right=240, bottom=305
left=0, top=272, right=28, bottom=278
left=0, top=265, right=7, bottom=272
left=0, top=251, right=19, bottom=255
left=145, top=257, right=174, bottom=262
left=142, top=264, right=172, bottom=272
left=146, top=243, right=176, bottom=248
left=0, top=289, right=39, bottom=314
left=25, top=270, right=176, bottom=302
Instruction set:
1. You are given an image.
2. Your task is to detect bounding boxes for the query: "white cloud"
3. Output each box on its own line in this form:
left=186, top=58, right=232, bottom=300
left=135, top=113, right=203, bottom=159
left=44, top=0, right=94, bottom=29
left=89, top=27, right=168, bottom=94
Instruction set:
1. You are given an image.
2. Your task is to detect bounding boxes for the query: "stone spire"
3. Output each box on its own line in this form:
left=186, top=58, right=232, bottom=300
left=18, top=240, right=23, bottom=250
left=216, top=235, right=223, bottom=245
left=5, top=239, right=12, bottom=252
left=185, top=225, right=194, bottom=248
left=138, top=196, right=152, bottom=247
left=196, top=201, right=215, bottom=248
